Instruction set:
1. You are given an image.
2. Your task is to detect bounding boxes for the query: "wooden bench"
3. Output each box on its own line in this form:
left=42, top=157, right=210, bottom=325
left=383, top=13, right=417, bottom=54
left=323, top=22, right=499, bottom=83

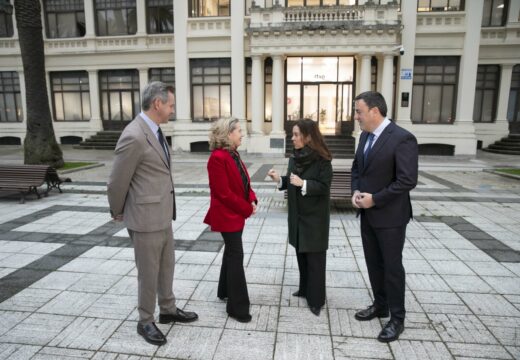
left=283, top=168, right=352, bottom=201
left=0, top=165, right=71, bottom=203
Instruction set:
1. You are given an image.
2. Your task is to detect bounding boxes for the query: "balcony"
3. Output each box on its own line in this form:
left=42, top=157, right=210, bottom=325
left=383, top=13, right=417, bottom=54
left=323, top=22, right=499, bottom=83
left=248, top=3, right=400, bottom=33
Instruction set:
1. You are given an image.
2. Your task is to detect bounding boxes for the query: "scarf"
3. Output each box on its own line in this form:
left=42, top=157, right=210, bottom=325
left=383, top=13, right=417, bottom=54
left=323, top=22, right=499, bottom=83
left=229, top=149, right=250, bottom=200
left=292, top=145, right=319, bottom=176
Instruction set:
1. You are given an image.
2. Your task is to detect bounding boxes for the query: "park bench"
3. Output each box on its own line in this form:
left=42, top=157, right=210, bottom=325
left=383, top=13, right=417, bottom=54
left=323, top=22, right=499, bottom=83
left=284, top=168, right=352, bottom=202
left=0, top=164, right=71, bottom=204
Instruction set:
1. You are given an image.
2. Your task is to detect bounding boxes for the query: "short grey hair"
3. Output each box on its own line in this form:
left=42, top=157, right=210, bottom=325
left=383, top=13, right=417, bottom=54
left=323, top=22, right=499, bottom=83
left=209, top=117, right=240, bottom=151
left=141, top=81, right=174, bottom=111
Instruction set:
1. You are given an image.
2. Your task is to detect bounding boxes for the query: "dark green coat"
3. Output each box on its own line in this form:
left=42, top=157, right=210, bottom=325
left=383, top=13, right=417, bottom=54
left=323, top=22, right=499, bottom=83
left=280, top=156, right=332, bottom=253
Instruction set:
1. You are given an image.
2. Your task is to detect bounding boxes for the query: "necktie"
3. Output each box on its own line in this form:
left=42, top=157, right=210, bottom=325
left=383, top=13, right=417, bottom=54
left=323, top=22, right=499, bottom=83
left=364, top=133, right=375, bottom=164
left=157, top=128, right=170, bottom=166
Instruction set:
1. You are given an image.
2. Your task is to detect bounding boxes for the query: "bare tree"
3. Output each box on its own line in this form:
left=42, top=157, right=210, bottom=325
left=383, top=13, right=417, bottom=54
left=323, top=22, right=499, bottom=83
left=12, top=0, right=64, bottom=167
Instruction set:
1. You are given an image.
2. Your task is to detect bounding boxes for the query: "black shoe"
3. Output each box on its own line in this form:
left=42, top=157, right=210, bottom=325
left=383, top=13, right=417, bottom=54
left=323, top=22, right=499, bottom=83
left=137, top=322, right=166, bottom=346
left=159, top=308, right=199, bottom=324
left=218, top=296, right=227, bottom=300
left=354, top=305, right=389, bottom=321
left=228, top=313, right=252, bottom=323
left=377, top=319, right=404, bottom=343
left=309, top=306, right=321, bottom=316
left=292, top=290, right=305, bottom=297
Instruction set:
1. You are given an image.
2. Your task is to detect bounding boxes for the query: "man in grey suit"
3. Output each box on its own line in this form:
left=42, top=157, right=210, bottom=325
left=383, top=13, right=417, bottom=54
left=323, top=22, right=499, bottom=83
left=108, top=81, right=198, bottom=346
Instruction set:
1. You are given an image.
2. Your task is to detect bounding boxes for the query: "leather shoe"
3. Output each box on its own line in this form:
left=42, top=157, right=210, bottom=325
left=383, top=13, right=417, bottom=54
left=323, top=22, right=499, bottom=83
left=159, top=308, right=198, bottom=324
left=228, top=313, right=252, bottom=323
left=378, top=319, right=404, bottom=342
left=137, top=322, right=166, bottom=346
left=354, top=305, right=389, bottom=321
left=309, top=306, right=321, bottom=316
left=292, top=290, right=305, bottom=297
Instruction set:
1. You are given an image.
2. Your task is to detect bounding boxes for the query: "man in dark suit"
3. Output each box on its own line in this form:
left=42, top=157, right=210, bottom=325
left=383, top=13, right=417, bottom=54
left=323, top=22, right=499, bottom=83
left=108, top=81, right=198, bottom=346
left=350, top=91, right=418, bottom=342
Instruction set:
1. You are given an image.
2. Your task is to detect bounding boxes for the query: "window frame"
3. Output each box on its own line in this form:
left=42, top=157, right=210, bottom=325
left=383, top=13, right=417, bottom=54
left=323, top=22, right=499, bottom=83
left=507, top=64, right=520, bottom=123
left=417, top=0, right=465, bottom=12
left=95, top=0, right=137, bottom=36
left=473, top=65, right=500, bottom=123
left=482, top=0, right=508, bottom=27
left=0, top=9, right=14, bottom=38
left=146, top=0, right=173, bottom=34
left=43, top=0, right=86, bottom=39
left=0, top=71, right=23, bottom=123
left=411, top=56, right=460, bottom=124
left=99, top=69, right=140, bottom=122
left=189, top=0, right=230, bottom=17
left=50, top=71, right=91, bottom=122
left=149, top=67, right=176, bottom=120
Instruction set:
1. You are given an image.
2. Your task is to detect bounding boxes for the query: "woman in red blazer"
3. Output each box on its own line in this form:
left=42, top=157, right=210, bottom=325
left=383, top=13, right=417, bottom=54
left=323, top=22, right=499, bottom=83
left=204, top=117, right=257, bottom=323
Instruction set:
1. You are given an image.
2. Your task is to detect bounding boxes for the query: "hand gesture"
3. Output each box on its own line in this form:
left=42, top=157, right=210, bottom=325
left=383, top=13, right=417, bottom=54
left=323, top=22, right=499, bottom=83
left=289, top=173, right=304, bottom=187
left=267, top=169, right=280, bottom=183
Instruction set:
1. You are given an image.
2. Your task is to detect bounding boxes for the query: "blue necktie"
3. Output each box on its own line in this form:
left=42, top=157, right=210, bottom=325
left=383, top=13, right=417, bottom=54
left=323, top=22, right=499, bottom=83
left=364, top=133, right=375, bottom=164
left=157, top=128, right=170, bottom=166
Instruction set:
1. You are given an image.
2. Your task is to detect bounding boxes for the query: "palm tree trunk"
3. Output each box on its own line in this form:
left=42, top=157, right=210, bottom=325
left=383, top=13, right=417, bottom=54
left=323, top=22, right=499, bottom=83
left=14, top=0, right=63, bottom=167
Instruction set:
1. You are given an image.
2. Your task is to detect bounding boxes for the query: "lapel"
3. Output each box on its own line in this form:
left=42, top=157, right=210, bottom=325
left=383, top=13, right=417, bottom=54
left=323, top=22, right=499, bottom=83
left=136, top=116, right=170, bottom=168
left=225, top=150, right=247, bottom=194
left=362, top=121, right=395, bottom=173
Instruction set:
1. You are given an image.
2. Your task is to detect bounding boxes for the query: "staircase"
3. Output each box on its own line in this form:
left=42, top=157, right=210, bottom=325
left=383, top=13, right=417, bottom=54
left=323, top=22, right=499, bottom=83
left=285, top=134, right=355, bottom=159
left=74, top=131, right=122, bottom=150
left=483, top=134, right=520, bottom=155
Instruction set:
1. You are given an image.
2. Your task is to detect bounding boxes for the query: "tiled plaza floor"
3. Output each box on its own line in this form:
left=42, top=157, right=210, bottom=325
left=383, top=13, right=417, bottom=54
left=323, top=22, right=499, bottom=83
left=0, top=146, right=519, bottom=359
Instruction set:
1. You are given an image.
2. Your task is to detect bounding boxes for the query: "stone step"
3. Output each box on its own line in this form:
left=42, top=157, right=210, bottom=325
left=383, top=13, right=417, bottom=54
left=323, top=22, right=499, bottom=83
left=482, top=148, right=520, bottom=155
left=488, top=143, right=520, bottom=151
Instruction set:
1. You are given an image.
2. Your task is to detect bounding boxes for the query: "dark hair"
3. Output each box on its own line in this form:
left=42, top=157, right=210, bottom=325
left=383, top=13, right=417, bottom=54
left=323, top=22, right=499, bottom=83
left=294, top=119, right=332, bottom=161
left=354, top=91, right=387, bottom=117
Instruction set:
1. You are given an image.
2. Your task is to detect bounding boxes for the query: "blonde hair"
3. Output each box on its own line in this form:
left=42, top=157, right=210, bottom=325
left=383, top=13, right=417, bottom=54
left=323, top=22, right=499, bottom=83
left=209, top=117, right=239, bottom=151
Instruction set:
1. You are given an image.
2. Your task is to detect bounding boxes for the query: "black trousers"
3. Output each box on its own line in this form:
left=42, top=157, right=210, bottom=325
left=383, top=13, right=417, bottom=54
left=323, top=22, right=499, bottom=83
left=296, top=250, right=326, bottom=308
left=218, top=231, right=250, bottom=316
left=360, top=215, right=407, bottom=321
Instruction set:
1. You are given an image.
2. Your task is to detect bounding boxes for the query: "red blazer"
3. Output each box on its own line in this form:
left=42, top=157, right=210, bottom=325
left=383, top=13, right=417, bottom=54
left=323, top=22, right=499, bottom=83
left=204, top=148, right=257, bottom=232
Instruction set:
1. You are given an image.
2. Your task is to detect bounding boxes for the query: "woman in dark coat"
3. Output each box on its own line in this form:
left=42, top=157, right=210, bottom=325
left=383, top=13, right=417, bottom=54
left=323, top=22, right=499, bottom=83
left=268, top=119, right=332, bottom=316
left=204, top=117, right=258, bottom=323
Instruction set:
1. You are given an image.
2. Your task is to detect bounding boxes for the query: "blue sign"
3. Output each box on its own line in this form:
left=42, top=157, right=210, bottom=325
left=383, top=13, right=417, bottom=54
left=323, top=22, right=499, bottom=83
left=400, top=69, right=413, bottom=80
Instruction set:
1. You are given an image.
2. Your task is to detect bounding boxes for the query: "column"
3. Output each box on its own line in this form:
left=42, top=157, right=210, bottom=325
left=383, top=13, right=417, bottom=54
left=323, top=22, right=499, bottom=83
left=270, top=54, right=285, bottom=135
left=251, top=55, right=265, bottom=134
left=138, top=68, right=149, bottom=91
left=231, top=0, right=245, bottom=122
left=88, top=70, right=103, bottom=131
left=358, top=54, right=372, bottom=93
left=173, top=0, right=190, bottom=122
left=496, top=65, right=514, bottom=123
left=84, top=0, right=96, bottom=37
left=136, top=0, right=147, bottom=36
left=455, top=0, right=484, bottom=124
left=395, top=0, right=417, bottom=124
left=381, top=54, right=394, bottom=118
left=18, top=71, right=26, bottom=125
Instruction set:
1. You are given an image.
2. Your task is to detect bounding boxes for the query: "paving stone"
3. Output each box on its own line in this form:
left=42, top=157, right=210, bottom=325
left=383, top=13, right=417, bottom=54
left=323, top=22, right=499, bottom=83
left=245, top=267, right=284, bottom=285
left=482, top=276, right=520, bottom=295
left=389, top=340, right=452, bottom=360
left=82, top=293, right=135, bottom=319
left=155, top=325, right=222, bottom=360
left=68, top=273, right=122, bottom=293
left=32, top=347, right=94, bottom=359
left=406, top=274, right=451, bottom=292
left=332, top=336, right=392, bottom=359
left=446, top=343, right=512, bottom=359
left=458, top=293, right=520, bottom=317
left=277, top=306, right=330, bottom=335
left=442, top=275, right=494, bottom=293
left=248, top=283, right=282, bottom=306
left=49, top=317, right=122, bottom=350
left=276, top=333, right=333, bottom=360
left=247, top=254, right=285, bottom=268
left=0, top=344, right=41, bottom=360
left=191, top=280, right=219, bottom=301
left=428, top=260, right=475, bottom=276
left=100, top=321, right=160, bottom=356
left=0, top=312, right=74, bottom=345
left=429, top=313, right=497, bottom=344
left=106, top=276, right=138, bottom=296
left=466, top=262, right=516, bottom=277
left=81, top=246, right=122, bottom=259
left=413, top=290, right=463, bottom=305
left=0, top=311, right=30, bottom=337
left=404, top=259, right=436, bottom=274
left=329, top=308, right=385, bottom=337
left=224, top=304, right=278, bottom=331
left=174, top=263, right=210, bottom=280
left=177, top=251, right=217, bottom=265
left=0, top=288, right=60, bottom=312
left=38, top=291, right=101, bottom=316
left=29, top=271, right=84, bottom=291
left=419, top=249, right=458, bottom=261
left=183, top=300, right=228, bottom=328
left=397, top=312, right=441, bottom=342
left=214, top=329, right=275, bottom=360
left=326, top=271, right=365, bottom=288
left=327, top=288, right=372, bottom=310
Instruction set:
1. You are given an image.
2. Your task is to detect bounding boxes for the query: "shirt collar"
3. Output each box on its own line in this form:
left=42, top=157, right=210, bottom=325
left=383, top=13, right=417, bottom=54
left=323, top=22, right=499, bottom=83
left=140, top=111, right=159, bottom=137
left=372, top=117, right=391, bottom=139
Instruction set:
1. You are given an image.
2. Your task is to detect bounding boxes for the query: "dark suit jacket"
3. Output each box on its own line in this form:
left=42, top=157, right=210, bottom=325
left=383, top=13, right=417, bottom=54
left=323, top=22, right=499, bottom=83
left=351, top=121, right=418, bottom=228
left=280, top=156, right=332, bottom=253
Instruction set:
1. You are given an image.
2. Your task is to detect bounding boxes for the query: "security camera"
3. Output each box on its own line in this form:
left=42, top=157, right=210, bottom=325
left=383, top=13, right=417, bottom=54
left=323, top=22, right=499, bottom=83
left=399, top=46, right=404, bottom=55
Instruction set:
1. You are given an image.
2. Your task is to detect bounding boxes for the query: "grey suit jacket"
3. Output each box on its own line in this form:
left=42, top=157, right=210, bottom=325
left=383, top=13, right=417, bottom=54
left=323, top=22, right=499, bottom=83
left=107, top=115, right=176, bottom=232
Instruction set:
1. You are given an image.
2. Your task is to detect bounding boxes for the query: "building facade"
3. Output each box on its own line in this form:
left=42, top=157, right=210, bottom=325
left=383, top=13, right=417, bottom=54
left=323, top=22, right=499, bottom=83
left=0, top=0, right=519, bottom=155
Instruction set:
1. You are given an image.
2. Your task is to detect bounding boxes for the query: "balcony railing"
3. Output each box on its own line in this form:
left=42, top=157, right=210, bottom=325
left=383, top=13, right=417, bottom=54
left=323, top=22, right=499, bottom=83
left=249, top=4, right=400, bottom=31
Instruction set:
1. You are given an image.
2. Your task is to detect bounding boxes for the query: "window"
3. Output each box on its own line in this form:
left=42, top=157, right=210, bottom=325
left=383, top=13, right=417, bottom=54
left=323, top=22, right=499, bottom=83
left=507, top=65, right=520, bottom=123
left=482, top=0, right=508, bottom=27
left=191, top=59, right=231, bottom=121
left=371, top=57, right=377, bottom=92
left=149, top=68, right=175, bottom=119
left=44, top=0, right=85, bottom=38
left=245, top=58, right=272, bottom=122
left=51, top=71, right=90, bottom=121
left=147, top=0, right=173, bottom=34
left=0, top=6, right=13, bottom=38
left=189, top=0, right=229, bottom=17
left=0, top=72, right=23, bottom=122
left=99, top=70, right=140, bottom=121
left=286, top=0, right=399, bottom=5
left=473, top=65, right=500, bottom=123
left=417, top=0, right=464, bottom=12
left=95, top=0, right=137, bottom=36
left=411, top=56, right=459, bottom=124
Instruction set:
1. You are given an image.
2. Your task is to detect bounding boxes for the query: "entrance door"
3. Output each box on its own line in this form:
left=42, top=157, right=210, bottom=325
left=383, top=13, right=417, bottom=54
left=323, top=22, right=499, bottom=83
left=337, top=83, right=354, bottom=133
